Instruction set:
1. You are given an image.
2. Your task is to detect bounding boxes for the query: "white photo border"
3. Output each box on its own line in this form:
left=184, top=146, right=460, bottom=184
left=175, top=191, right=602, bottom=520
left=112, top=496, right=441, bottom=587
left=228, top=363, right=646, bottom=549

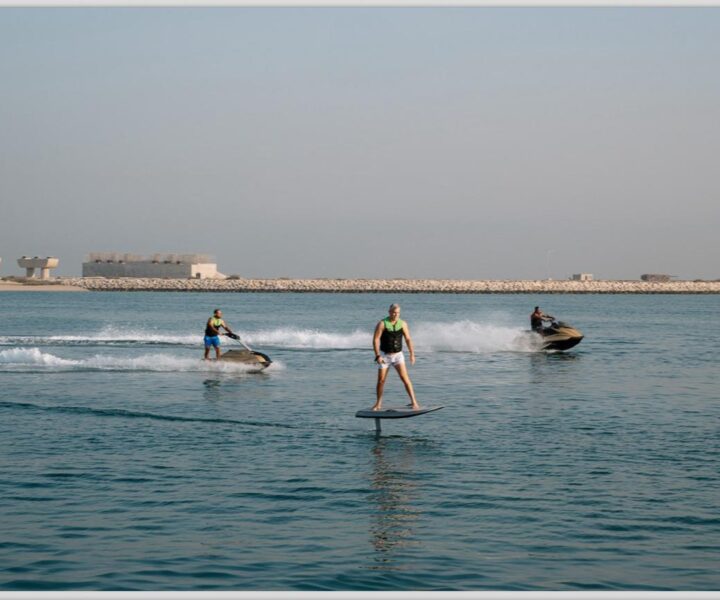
left=1, top=2, right=719, bottom=599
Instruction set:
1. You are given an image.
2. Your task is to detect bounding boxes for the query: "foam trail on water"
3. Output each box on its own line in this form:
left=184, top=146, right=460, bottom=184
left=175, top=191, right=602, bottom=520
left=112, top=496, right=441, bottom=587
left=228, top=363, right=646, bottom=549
left=241, top=328, right=369, bottom=349
left=0, top=347, right=77, bottom=367
left=413, top=321, right=538, bottom=353
left=0, top=348, right=281, bottom=373
left=244, top=321, right=537, bottom=353
left=0, top=327, right=365, bottom=349
left=0, top=320, right=539, bottom=353
left=0, top=327, right=199, bottom=347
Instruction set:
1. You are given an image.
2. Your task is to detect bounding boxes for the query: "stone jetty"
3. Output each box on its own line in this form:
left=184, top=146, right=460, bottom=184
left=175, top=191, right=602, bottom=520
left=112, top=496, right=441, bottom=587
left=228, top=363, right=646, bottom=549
left=60, top=278, right=720, bottom=294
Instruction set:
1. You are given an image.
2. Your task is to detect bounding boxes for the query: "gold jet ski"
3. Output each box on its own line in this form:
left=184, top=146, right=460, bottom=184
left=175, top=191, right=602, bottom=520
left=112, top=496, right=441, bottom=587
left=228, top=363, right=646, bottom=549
left=219, top=333, right=272, bottom=368
left=538, top=320, right=584, bottom=351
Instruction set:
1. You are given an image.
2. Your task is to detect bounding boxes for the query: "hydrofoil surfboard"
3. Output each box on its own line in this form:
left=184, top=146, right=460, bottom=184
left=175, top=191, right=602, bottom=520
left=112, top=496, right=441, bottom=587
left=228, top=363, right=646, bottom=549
left=355, top=406, right=444, bottom=419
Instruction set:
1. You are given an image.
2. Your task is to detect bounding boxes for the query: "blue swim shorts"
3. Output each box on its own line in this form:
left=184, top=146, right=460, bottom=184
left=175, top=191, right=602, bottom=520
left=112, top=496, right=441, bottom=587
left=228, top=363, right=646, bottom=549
left=204, top=335, right=221, bottom=348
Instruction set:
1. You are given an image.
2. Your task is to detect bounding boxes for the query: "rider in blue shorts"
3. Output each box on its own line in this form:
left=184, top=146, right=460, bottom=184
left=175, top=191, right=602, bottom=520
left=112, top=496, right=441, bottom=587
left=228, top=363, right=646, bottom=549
left=204, top=309, right=233, bottom=360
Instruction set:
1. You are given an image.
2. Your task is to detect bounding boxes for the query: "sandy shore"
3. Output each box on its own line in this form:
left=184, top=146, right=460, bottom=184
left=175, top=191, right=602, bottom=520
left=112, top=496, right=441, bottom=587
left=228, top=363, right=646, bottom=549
left=0, top=281, right=86, bottom=292
left=54, top=277, right=720, bottom=294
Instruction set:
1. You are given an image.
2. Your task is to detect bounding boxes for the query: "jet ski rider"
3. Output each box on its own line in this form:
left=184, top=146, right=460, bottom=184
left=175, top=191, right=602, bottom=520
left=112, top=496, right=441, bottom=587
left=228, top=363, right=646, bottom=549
left=530, top=306, right=554, bottom=333
left=372, top=303, right=419, bottom=411
left=204, top=308, right=233, bottom=360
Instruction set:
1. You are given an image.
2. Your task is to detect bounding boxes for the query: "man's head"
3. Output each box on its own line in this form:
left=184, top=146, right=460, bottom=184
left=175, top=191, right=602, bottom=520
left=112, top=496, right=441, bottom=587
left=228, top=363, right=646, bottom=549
left=534, top=306, right=540, bottom=312
left=388, top=303, right=401, bottom=319
left=214, top=309, right=222, bottom=318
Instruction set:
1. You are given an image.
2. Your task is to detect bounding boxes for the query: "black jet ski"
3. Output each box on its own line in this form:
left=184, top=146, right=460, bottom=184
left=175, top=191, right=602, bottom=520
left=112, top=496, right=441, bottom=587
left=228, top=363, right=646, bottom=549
left=219, top=333, right=272, bottom=368
left=536, top=319, right=584, bottom=351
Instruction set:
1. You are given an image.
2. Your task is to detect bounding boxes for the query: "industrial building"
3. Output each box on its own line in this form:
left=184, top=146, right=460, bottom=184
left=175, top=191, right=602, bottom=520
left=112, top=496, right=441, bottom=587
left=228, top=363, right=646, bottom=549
left=641, top=274, right=673, bottom=283
left=82, top=253, right=224, bottom=279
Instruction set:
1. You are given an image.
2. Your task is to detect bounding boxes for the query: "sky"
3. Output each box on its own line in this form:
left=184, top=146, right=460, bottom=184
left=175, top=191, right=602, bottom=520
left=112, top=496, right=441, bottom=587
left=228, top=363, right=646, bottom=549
left=0, top=8, right=718, bottom=279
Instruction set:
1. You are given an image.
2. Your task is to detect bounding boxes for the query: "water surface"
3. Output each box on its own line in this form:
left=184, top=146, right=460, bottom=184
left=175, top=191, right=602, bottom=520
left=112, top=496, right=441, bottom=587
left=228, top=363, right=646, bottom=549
left=0, top=292, right=718, bottom=590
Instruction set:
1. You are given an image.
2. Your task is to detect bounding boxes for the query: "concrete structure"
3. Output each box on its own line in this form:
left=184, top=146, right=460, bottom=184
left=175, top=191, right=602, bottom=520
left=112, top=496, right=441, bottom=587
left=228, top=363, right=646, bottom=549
left=571, top=273, right=594, bottom=281
left=641, top=274, right=673, bottom=282
left=82, top=253, right=224, bottom=279
left=17, top=256, right=59, bottom=279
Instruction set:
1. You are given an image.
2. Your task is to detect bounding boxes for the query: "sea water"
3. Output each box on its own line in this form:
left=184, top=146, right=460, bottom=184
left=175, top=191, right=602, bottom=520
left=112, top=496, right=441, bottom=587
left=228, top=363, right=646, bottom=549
left=0, top=292, right=718, bottom=590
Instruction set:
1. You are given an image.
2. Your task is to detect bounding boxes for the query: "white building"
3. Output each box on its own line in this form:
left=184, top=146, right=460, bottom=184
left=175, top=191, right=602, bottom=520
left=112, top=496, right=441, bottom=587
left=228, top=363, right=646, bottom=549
left=571, top=273, right=594, bottom=281
left=82, top=253, right=224, bottom=279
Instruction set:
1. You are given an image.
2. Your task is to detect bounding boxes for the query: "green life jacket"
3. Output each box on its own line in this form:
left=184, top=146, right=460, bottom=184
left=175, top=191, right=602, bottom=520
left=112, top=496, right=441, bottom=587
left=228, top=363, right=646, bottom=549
left=380, top=317, right=405, bottom=353
left=205, top=317, right=224, bottom=337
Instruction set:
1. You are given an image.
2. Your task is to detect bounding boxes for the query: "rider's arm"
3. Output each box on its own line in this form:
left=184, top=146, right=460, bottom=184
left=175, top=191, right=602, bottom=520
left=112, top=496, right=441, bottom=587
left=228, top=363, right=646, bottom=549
left=373, top=322, right=383, bottom=362
left=221, top=320, right=232, bottom=334
left=403, top=323, right=415, bottom=361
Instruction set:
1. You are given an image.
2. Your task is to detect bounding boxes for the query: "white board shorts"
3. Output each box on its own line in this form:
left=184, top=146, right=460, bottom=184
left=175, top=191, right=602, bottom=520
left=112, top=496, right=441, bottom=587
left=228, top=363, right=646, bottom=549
left=378, top=351, right=405, bottom=370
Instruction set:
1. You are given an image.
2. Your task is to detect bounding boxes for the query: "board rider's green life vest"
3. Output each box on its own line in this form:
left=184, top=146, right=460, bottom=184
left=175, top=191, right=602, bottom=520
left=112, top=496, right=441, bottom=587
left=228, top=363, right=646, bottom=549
left=380, top=317, right=405, bottom=353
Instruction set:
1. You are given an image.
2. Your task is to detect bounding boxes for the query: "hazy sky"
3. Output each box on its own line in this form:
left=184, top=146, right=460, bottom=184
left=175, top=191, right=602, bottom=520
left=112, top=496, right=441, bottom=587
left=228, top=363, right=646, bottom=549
left=1, top=8, right=718, bottom=279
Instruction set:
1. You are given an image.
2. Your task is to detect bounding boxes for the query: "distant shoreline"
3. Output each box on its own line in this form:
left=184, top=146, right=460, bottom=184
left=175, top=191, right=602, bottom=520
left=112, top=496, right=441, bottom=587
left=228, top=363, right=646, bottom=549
left=0, top=281, right=87, bottom=293
left=24, top=277, right=719, bottom=294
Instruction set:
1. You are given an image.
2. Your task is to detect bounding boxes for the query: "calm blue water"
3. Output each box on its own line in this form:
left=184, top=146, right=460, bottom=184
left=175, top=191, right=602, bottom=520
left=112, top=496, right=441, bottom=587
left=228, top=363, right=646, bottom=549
left=0, top=292, right=718, bottom=591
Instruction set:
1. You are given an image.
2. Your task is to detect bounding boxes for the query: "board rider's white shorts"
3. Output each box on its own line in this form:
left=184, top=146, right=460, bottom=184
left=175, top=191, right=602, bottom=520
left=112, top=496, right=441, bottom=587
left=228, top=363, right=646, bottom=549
left=378, top=351, right=405, bottom=370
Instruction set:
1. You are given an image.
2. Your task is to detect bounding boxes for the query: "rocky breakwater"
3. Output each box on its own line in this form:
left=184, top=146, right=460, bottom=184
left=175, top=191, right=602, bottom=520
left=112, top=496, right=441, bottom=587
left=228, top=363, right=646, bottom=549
left=62, top=278, right=720, bottom=294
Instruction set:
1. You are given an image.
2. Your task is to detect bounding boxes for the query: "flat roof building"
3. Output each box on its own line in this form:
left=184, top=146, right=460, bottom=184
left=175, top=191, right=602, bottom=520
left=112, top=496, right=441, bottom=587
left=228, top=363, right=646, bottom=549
left=641, top=274, right=673, bottom=283
left=82, top=253, right=224, bottom=279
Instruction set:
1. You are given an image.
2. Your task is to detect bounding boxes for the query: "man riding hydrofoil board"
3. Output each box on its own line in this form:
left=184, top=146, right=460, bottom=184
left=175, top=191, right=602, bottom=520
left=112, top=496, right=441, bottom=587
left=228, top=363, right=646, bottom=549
left=372, top=304, right=419, bottom=411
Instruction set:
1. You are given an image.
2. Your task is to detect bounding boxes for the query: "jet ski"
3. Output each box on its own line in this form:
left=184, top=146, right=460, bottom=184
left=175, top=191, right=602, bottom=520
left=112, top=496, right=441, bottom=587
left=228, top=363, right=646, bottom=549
left=219, top=333, right=273, bottom=368
left=536, top=319, right=584, bottom=351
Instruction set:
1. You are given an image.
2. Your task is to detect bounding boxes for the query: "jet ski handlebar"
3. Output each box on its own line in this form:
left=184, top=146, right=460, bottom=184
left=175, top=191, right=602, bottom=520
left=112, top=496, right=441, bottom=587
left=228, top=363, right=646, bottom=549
left=224, top=331, right=255, bottom=352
